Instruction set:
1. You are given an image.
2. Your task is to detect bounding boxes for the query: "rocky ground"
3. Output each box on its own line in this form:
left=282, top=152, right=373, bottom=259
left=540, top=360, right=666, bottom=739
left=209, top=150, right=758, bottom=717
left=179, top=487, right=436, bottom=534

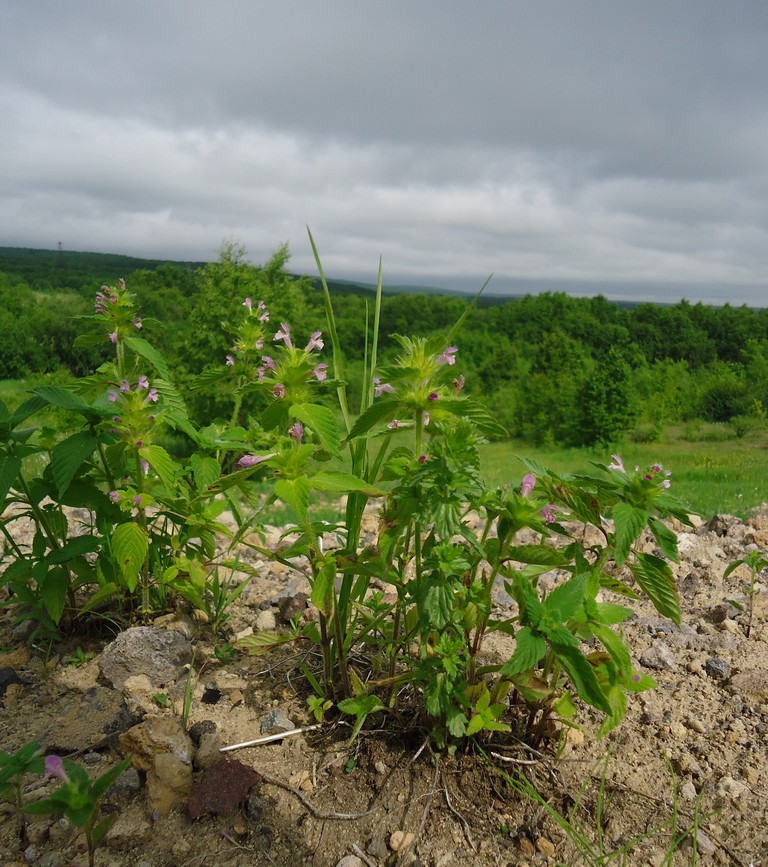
left=1, top=508, right=767, bottom=867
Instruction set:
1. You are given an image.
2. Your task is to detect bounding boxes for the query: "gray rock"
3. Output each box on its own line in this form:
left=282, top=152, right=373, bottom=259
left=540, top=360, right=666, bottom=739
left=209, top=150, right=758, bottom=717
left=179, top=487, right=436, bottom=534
left=193, top=731, right=223, bottom=770
left=118, top=715, right=194, bottom=772
left=99, top=626, right=192, bottom=690
left=639, top=642, right=676, bottom=671
left=729, top=669, right=768, bottom=701
left=335, top=857, right=364, bottom=867
left=260, top=707, right=295, bottom=735
left=704, top=657, right=731, bottom=679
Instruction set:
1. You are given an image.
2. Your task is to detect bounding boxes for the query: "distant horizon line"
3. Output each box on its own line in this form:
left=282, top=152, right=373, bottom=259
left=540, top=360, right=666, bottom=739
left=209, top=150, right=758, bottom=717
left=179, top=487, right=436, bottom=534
left=1, top=242, right=765, bottom=309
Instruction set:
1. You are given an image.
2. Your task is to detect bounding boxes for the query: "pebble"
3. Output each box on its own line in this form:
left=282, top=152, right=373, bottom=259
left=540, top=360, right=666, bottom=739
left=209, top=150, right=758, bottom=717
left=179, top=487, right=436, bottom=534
left=639, top=642, right=676, bottom=671
left=260, top=707, right=295, bottom=735
left=367, top=835, right=389, bottom=859
left=680, top=781, right=697, bottom=801
left=717, top=775, right=749, bottom=800
left=335, top=857, right=364, bottom=867
left=255, top=609, right=277, bottom=631
left=536, top=836, right=556, bottom=857
left=704, top=657, right=731, bottom=679
left=390, top=830, right=415, bottom=852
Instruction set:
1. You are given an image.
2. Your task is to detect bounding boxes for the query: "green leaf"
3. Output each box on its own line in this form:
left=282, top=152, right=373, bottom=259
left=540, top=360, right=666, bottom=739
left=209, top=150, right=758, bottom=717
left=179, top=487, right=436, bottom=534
left=346, top=398, right=400, bottom=440
left=7, top=396, right=48, bottom=430
left=40, top=567, right=69, bottom=623
left=236, top=631, right=297, bottom=655
left=0, top=452, right=21, bottom=502
left=50, top=431, right=99, bottom=498
left=290, top=403, right=341, bottom=458
left=308, top=471, right=385, bottom=497
left=274, top=477, right=311, bottom=524
left=310, top=561, right=335, bottom=618
left=500, top=627, right=546, bottom=676
left=628, top=552, right=681, bottom=625
left=505, top=545, right=568, bottom=567
left=123, top=336, right=170, bottom=379
left=438, top=397, right=508, bottom=438
left=45, top=535, right=100, bottom=564
left=612, top=502, right=649, bottom=567
left=189, top=454, right=220, bottom=491
left=139, top=444, right=179, bottom=488
left=648, top=517, right=679, bottom=563
left=110, top=522, right=148, bottom=592
left=30, top=386, right=97, bottom=417
left=545, top=573, right=587, bottom=622
left=548, top=627, right=611, bottom=714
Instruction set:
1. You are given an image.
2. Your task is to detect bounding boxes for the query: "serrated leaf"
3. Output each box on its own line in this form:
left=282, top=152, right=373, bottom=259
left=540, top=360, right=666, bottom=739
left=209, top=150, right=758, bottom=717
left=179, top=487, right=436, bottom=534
left=190, top=454, right=220, bottom=490
left=612, top=502, right=649, bottom=567
left=139, top=444, right=179, bottom=488
left=500, top=627, right=546, bottom=676
left=111, top=522, right=148, bottom=592
left=274, top=477, right=310, bottom=524
left=50, top=431, right=99, bottom=497
left=290, top=403, right=341, bottom=458
left=628, top=552, right=680, bottom=625
left=648, top=516, right=679, bottom=563
left=30, top=386, right=96, bottom=416
left=505, top=544, right=568, bottom=567
left=549, top=627, right=611, bottom=714
left=545, top=573, right=587, bottom=621
left=7, top=395, right=47, bottom=429
left=45, top=535, right=100, bottom=564
left=310, top=561, right=335, bottom=618
left=123, top=336, right=170, bottom=379
left=438, top=397, right=508, bottom=438
left=308, top=471, right=385, bottom=497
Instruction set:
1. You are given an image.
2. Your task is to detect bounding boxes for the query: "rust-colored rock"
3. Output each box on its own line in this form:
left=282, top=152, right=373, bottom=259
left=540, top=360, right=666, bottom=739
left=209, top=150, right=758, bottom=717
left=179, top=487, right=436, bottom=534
left=187, top=759, right=262, bottom=819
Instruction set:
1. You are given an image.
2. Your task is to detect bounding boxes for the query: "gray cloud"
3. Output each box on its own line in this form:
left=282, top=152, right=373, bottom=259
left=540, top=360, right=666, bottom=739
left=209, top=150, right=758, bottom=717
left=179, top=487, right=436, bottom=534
left=2, top=0, right=768, bottom=304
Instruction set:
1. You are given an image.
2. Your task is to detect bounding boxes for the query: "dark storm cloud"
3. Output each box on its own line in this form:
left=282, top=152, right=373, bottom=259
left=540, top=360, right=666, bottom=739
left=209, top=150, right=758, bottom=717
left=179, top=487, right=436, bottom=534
left=1, top=0, right=768, bottom=304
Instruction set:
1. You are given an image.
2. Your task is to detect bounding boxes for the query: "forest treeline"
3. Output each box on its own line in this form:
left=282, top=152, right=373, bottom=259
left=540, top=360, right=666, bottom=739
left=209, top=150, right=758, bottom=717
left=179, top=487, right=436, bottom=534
left=2, top=243, right=768, bottom=447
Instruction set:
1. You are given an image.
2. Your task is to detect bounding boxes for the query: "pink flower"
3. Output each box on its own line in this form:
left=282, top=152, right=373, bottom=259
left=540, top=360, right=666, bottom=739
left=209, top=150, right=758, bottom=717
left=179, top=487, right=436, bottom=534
left=133, top=494, right=143, bottom=506
left=261, top=356, right=277, bottom=371
left=438, top=346, right=458, bottom=366
left=226, top=354, right=235, bottom=367
left=428, top=392, right=439, bottom=401
left=374, top=377, right=394, bottom=397
left=254, top=338, right=264, bottom=350
left=137, top=375, right=149, bottom=390
left=423, top=412, right=430, bottom=426
left=273, top=383, right=286, bottom=399
left=305, top=331, right=324, bottom=352
left=521, top=473, right=536, bottom=497
left=259, top=309, right=270, bottom=323
left=312, top=363, right=328, bottom=382
left=608, top=454, right=625, bottom=473
left=146, top=389, right=159, bottom=403
left=289, top=422, right=303, bottom=444
left=107, top=389, right=119, bottom=403
left=44, top=755, right=69, bottom=782
left=141, top=459, right=150, bottom=474
left=453, top=375, right=465, bottom=393
left=387, top=419, right=402, bottom=429
left=238, top=453, right=275, bottom=468
left=119, top=380, right=130, bottom=393
left=274, top=323, right=292, bottom=348
left=109, top=491, right=120, bottom=504
left=540, top=505, right=557, bottom=525
left=109, top=331, right=118, bottom=343
left=243, top=297, right=253, bottom=312
left=133, top=317, right=142, bottom=331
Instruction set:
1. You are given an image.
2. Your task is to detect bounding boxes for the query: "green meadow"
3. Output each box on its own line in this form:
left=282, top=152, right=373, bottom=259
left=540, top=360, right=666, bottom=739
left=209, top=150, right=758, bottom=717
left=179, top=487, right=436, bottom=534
left=481, top=427, right=768, bottom=521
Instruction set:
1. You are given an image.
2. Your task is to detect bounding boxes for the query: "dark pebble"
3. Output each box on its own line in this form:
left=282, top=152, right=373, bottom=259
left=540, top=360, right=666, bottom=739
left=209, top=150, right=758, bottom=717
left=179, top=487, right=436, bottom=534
left=704, top=657, right=731, bottom=679
left=188, top=719, right=217, bottom=746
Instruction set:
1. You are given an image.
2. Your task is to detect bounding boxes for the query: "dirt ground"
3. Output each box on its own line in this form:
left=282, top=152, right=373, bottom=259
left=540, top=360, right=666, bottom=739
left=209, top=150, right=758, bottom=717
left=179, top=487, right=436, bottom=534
left=1, top=509, right=767, bottom=867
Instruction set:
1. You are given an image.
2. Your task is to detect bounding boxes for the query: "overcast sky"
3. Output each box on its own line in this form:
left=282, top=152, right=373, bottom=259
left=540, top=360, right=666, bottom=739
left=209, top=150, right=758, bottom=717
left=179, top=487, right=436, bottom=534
left=2, top=1, right=768, bottom=305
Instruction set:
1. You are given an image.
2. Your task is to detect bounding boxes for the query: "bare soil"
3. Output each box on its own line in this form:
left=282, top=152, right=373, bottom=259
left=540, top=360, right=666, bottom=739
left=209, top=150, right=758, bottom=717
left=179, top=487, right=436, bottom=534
left=1, top=510, right=767, bottom=867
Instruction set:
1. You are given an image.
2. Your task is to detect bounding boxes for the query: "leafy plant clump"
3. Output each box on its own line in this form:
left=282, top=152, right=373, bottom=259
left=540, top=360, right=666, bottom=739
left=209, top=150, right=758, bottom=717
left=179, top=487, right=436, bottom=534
left=0, top=234, right=693, bottom=753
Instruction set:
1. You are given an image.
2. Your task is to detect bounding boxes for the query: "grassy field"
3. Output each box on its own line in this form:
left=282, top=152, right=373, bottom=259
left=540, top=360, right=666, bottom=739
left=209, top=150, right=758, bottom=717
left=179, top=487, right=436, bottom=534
left=481, top=428, right=768, bottom=521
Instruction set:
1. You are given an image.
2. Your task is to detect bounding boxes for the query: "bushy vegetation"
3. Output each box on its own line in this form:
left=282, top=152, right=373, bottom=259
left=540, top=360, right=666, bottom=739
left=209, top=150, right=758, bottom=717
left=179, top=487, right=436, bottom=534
left=2, top=244, right=768, bottom=449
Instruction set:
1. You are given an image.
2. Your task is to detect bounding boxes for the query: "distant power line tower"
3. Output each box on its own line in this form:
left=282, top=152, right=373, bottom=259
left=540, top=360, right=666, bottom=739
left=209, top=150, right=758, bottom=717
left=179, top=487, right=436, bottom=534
left=57, top=241, right=64, bottom=269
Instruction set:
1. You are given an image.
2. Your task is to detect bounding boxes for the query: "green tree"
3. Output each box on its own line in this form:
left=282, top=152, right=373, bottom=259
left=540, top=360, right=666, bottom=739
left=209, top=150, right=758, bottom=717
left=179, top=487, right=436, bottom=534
left=578, top=347, right=635, bottom=446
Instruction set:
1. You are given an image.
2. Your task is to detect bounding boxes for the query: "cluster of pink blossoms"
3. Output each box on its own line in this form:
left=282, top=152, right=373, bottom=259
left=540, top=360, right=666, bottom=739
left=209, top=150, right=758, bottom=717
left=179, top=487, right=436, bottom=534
left=609, top=454, right=671, bottom=489
left=520, top=472, right=558, bottom=524
left=106, top=376, right=159, bottom=449
left=94, top=279, right=142, bottom=343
